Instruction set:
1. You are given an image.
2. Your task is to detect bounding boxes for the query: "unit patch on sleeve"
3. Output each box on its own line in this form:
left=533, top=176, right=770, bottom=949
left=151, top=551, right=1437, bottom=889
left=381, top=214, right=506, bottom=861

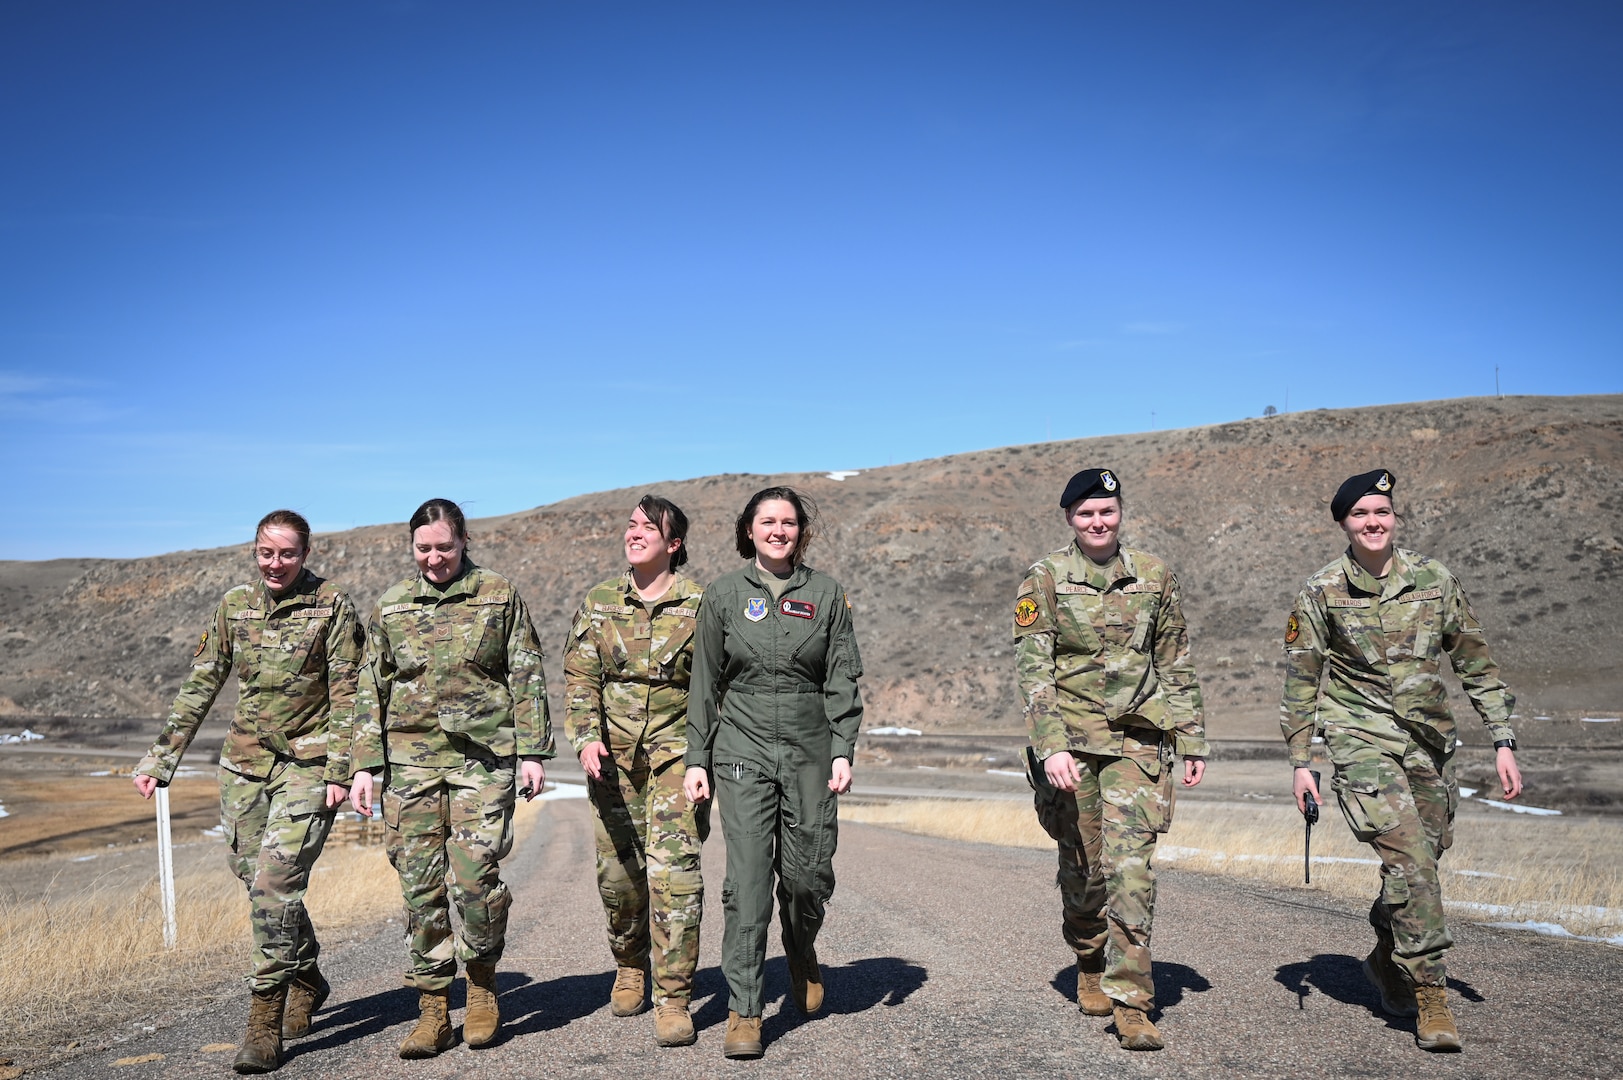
left=1285, top=614, right=1300, bottom=645
left=780, top=599, right=816, bottom=619
left=1014, top=596, right=1040, bottom=627
left=194, top=631, right=208, bottom=658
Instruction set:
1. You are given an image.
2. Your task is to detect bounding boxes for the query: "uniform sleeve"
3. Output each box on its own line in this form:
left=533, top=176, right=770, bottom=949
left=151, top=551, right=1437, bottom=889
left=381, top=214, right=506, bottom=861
left=1279, top=587, right=1329, bottom=768
left=1013, top=566, right=1068, bottom=760
left=1153, top=572, right=1208, bottom=758
left=348, top=605, right=391, bottom=776
left=320, top=593, right=365, bottom=784
left=822, top=587, right=865, bottom=762
left=136, top=599, right=234, bottom=785
left=684, top=590, right=725, bottom=772
left=561, top=602, right=604, bottom=756
left=1441, top=578, right=1516, bottom=742
left=508, top=591, right=554, bottom=759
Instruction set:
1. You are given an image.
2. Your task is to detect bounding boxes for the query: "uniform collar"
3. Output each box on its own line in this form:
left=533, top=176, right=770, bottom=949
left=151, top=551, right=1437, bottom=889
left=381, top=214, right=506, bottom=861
left=1341, top=547, right=1414, bottom=599
left=742, top=561, right=808, bottom=591
left=259, top=569, right=321, bottom=612
left=618, top=568, right=699, bottom=606
left=415, top=559, right=480, bottom=602
left=1066, top=540, right=1133, bottom=590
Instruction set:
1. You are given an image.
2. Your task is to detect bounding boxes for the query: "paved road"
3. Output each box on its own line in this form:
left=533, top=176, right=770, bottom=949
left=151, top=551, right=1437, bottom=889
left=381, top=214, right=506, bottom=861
left=38, top=797, right=1620, bottom=1079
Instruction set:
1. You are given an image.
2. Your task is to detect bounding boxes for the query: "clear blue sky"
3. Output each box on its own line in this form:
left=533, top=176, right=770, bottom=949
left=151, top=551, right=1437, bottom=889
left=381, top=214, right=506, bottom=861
left=3, top=2, right=1618, bottom=559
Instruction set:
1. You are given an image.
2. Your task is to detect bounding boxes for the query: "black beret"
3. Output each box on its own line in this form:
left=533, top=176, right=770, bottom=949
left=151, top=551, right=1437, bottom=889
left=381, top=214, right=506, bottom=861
left=1331, top=469, right=1396, bottom=520
left=1060, top=468, right=1122, bottom=509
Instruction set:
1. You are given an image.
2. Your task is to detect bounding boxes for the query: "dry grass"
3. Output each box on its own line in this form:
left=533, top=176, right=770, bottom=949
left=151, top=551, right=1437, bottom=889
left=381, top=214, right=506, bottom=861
left=843, top=798, right=1623, bottom=939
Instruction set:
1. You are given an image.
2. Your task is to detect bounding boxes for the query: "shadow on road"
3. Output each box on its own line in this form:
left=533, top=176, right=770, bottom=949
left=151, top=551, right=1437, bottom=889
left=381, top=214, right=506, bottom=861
left=499, top=969, right=615, bottom=1036
left=1047, top=961, right=1213, bottom=1018
left=288, top=985, right=419, bottom=1062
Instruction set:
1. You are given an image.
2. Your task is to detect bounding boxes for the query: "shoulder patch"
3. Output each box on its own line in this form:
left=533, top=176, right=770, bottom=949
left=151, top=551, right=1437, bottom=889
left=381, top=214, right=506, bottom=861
left=1327, top=597, right=1371, bottom=609
left=1015, top=596, right=1040, bottom=627
left=1285, top=614, right=1300, bottom=645
left=1399, top=588, right=1443, bottom=603
left=193, top=631, right=208, bottom=657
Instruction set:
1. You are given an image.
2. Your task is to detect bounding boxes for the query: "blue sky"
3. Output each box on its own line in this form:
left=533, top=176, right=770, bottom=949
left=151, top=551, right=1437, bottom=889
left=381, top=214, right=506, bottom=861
left=3, top=2, right=1619, bottom=559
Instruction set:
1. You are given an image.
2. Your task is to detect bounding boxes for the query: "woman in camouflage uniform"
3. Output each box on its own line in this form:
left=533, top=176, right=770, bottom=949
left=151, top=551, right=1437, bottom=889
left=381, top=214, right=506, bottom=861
left=564, top=495, right=708, bottom=1047
left=133, top=509, right=364, bottom=1074
left=683, top=486, right=865, bottom=1060
left=348, top=498, right=552, bottom=1058
left=1282, top=469, right=1523, bottom=1052
left=1012, top=468, right=1207, bottom=1052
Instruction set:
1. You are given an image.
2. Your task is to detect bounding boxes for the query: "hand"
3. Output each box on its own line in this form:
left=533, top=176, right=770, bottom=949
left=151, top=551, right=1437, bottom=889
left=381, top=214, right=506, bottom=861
left=520, top=758, right=546, bottom=801
left=1181, top=757, right=1205, bottom=787
left=829, top=757, right=853, bottom=794
left=350, top=771, right=375, bottom=818
left=683, top=766, right=711, bottom=804
left=1043, top=750, right=1081, bottom=793
left=1496, top=746, right=1523, bottom=800
left=325, top=783, right=350, bottom=810
left=579, top=740, right=609, bottom=781
left=133, top=774, right=159, bottom=800
left=1293, top=767, right=1322, bottom=814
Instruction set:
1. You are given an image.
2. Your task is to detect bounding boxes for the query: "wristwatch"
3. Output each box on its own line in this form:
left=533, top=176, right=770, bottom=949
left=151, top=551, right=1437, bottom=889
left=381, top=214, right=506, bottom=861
left=1493, top=738, right=1517, bottom=751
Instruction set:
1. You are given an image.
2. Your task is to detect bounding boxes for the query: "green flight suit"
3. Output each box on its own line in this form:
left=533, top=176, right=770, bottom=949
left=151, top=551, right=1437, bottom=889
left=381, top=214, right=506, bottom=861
left=686, top=563, right=864, bottom=1018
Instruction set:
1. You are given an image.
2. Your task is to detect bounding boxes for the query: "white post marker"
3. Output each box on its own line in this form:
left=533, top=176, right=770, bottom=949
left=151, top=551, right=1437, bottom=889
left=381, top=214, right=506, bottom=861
left=155, top=785, right=177, bottom=950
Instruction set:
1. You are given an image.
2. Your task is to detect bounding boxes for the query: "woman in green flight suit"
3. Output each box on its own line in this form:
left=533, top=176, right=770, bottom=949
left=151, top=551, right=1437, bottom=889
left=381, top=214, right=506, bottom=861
left=682, top=485, right=864, bottom=1060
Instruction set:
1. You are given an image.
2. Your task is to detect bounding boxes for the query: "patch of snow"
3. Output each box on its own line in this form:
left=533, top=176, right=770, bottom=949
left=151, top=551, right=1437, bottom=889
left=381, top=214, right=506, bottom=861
left=1458, top=786, right=1477, bottom=798
left=866, top=726, right=922, bottom=736
left=1240, top=792, right=1276, bottom=800
left=1480, top=799, right=1561, bottom=816
left=0, top=804, right=8, bottom=818
left=986, top=769, right=1027, bottom=778
left=73, top=854, right=99, bottom=862
left=1451, top=869, right=1514, bottom=880
left=824, top=470, right=861, bottom=482
left=20, top=728, right=44, bottom=741
left=200, top=825, right=225, bottom=838
left=1481, top=921, right=1623, bottom=947
left=1158, top=845, right=1380, bottom=868
left=915, top=765, right=938, bottom=771
left=1534, top=716, right=1552, bottom=721
left=535, top=781, right=588, bottom=801
left=87, top=770, right=114, bottom=777
left=1580, top=717, right=1620, bottom=723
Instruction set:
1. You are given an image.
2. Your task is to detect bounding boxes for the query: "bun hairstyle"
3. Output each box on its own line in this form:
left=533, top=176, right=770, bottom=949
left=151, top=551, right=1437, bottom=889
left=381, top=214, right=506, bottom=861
left=734, top=486, right=817, bottom=566
left=636, top=494, right=691, bottom=571
left=409, top=498, right=470, bottom=550
left=256, top=509, right=312, bottom=552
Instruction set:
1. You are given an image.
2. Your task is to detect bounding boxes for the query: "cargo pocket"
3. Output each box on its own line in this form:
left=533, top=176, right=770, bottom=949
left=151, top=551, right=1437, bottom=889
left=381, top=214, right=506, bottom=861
left=1126, top=755, right=1175, bottom=835
left=1379, top=871, right=1411, bottom=909
left=1332, top=764, right=1401, bottom=841
left=383, top=788, right=403, bottom=831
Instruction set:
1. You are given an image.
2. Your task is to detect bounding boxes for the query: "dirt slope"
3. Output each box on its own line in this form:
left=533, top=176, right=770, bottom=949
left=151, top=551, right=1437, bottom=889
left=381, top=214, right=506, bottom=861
left=2, top=394, right=1619, bottom=741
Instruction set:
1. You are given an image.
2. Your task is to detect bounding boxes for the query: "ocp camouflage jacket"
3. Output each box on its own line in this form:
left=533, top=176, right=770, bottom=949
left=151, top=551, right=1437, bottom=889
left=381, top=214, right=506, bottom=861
left=1280, top=547, right=1515, bottom=767
left=1014, top=541, right=1207, bottom=768
left=350, top=562, right=553, bottom=773
left=136, top=570, right=364, bottom=785
left=563, top=570, right=704, bottom=772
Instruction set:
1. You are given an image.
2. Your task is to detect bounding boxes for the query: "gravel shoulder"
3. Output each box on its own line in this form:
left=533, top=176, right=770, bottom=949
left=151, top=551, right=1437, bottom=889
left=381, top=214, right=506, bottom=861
left=24, top=794, right=1621, bottom=1080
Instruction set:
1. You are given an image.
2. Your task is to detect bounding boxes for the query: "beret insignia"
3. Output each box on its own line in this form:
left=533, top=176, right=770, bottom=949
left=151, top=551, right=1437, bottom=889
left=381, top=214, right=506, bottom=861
left=1101, top=470, right=1117, bottom=491
left=1014, top=596, right=1040, bottom=628
left=1375, top=471, right=1392, bottom=492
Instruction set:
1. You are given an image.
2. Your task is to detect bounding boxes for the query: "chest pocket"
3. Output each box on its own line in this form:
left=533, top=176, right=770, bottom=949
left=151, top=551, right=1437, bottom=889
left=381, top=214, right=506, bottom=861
left=230, top=611, right=264, bottom=679
left=1389, top=591, right=1444, bottom=661
left=467, top=595, right=510, bottom=673
left=382, top=608, right=429, bottom=681
left=653, top=615, right=696, bottom=682
left=1330, top=602, right=1386, bottom=667
left=1121, top=585, right=1161, bottom=653
left=283, top=611, right=332, bottom=675
left=1054, top=592, right=1105, bottom=654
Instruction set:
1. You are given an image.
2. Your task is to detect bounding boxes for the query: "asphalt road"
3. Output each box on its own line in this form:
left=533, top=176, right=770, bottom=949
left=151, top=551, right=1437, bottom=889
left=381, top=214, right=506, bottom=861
left=36, top=797, right=1621, bottom=1080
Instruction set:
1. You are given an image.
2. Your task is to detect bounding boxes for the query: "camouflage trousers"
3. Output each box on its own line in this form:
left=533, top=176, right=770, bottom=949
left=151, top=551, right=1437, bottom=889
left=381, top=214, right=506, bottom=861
left=1030, top=748, right=1175, bottom=1011
left=1328, top=733, right=1456, bottom=987
left=383, top=756, right=516, bottom=991
left=588, top=750, right=709, bottom=1005
left=219, top=758, right=336, bottom=992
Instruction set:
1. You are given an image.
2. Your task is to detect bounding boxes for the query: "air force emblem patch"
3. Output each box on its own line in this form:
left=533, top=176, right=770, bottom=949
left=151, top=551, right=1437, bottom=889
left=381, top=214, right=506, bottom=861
left=1375, top=471, right=1392, bottom=492
left=1101, top=470, right=1117, bottom=492
left=745, top=597, right=768, bottom=622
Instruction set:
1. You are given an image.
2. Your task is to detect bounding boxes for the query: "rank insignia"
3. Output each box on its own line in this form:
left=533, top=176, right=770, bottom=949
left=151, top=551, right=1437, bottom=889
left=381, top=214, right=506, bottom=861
left=745, top=597, right=768, bottom=622
left=1285, top=614, right=1300, bottom=645
left=1101, top=470, right=1117, bottom=492
left=194, top=631, right=208, bottom=657
left=1375, top=471, right=1392, bottom=492
left=781, top=598, right=816, bottom=619
left=1014, top=596, right=1040, bottom=627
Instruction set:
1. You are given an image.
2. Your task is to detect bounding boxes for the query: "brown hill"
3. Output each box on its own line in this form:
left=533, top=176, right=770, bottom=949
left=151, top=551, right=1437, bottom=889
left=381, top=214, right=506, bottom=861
left=2, top=394, right=1619, bottom=743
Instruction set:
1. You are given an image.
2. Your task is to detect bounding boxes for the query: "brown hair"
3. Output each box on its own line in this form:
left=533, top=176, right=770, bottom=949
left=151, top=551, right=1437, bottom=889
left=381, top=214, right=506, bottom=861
left=636, top=494, right=691, bottom=571
left=256, top=509, right=311, bottom=552
left=409, top=498, right=469, bottom=549
left=734, top=486, right=817, bottom=566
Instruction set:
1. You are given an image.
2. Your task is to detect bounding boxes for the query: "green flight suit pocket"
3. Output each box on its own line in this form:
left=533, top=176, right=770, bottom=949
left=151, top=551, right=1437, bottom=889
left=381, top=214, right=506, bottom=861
left=1332, top=764, right=1401, bottom=841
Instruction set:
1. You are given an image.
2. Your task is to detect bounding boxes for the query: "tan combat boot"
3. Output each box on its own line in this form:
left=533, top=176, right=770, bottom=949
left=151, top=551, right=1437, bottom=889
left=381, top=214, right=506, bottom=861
left=1077, top=966, right=1113, bottom=1017
left=787, top=947, right=824, bottom=1015
left=397, top=987, right=456, bottom=1059
left=281, top=965, right=330, bottom=1039
left=610, top=965, right=649, bottom=1016
left=723, top=1010, right=764, bottom=1058
left=1361, top=946, right=1417, bottom=1018
left=1414, top=986, right=1462, bottom=1052
left=653, top=999, right=697, bottom=1047
left=1112, top=1004, right=1165, bottom=1051
left=464, top=962, right=500, bottom=1048
left=233, top=985, right=286, bottom=1074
